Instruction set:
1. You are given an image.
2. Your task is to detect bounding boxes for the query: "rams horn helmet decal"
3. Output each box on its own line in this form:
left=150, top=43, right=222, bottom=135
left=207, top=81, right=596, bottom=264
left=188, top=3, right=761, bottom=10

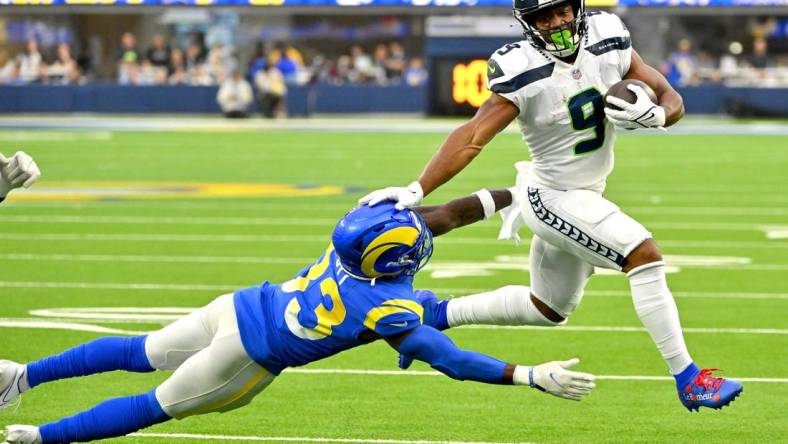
left=332, top=202, right=433, bottom=280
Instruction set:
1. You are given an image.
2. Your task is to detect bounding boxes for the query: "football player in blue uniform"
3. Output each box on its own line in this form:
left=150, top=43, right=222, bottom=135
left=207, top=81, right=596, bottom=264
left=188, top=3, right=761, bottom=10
left=1, top=189, right=596, bottom=444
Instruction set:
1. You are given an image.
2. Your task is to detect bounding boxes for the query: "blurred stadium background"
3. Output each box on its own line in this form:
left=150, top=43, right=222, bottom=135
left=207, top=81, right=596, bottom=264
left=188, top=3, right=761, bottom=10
left=1, top=1, right=788, bottom=444
left=0, top=0, right=786, bottom=117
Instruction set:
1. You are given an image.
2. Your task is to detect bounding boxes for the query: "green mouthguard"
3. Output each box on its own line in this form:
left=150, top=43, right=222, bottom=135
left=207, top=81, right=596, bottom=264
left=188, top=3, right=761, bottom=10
left=549, top=29, right=575, bottom=50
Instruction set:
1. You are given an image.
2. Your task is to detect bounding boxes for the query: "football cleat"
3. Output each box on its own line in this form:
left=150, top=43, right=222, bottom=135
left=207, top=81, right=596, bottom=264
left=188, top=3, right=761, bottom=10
left=678, top=368, right=743, bottom=412
left=2, top=425, right=42, bottom=444
left=0, top=361, right=26, bottom=411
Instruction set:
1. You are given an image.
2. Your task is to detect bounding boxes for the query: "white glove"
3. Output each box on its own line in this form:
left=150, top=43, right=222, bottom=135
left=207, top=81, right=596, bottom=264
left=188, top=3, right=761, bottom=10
left=2, top=425, right=42, bottom=444
left=0, top=151, right=41, bottom=199
left=513, top=358, right=596, bottom=401
left=358, top=181, right=424, bottom=210
left=604, top=84, right=666, bottom=130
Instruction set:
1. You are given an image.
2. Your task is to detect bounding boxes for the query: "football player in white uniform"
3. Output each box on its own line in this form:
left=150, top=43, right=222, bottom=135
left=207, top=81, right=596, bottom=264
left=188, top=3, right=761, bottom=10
left=0, top=151, right=40, bottom=204
left=361, top=0, right=742, bottom=411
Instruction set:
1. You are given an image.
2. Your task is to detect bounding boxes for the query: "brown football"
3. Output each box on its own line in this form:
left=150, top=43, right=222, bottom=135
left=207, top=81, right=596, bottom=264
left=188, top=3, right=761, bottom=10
left=604, top=79, right=658, bottom=111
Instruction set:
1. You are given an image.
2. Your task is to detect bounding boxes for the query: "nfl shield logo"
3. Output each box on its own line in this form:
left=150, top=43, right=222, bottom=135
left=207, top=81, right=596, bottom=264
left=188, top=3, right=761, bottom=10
left=572, top=69, right=582, bottom=80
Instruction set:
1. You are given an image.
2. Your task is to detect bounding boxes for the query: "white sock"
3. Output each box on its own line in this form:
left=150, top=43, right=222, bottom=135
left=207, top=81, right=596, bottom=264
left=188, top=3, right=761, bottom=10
left=446, top=285, right=561, bottom=327
left=627, top=261, right=693, bottom=375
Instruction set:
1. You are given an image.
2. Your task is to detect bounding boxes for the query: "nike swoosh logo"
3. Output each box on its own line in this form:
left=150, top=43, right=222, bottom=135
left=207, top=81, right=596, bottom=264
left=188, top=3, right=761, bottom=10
left=0, top=367, right=18, bottom=405
left=549, top=372, right=566, bottom=388
left=488, top=64, right=496, bottom=73
left=389, top=322, right=409, bottom=328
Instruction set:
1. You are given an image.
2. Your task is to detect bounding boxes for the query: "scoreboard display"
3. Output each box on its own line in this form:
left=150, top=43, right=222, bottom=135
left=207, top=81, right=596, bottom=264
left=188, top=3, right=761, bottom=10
left=430, top=57, right=491, bottom=116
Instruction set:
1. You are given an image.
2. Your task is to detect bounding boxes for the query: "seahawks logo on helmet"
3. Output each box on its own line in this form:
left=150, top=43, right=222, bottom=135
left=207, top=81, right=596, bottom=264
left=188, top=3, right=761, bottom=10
left=332, top=203, right=434, bottom=280
left=512, top=0, right=587, bottom=58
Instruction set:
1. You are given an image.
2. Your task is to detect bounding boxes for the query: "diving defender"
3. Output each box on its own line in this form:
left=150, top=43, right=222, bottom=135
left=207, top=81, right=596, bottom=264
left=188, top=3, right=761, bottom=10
left=1, top=187, right=595, bottom=444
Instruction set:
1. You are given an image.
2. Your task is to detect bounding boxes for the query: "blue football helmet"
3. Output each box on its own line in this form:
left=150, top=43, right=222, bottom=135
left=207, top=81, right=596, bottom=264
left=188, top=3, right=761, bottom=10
left=332, top=203, right=433, bottom=280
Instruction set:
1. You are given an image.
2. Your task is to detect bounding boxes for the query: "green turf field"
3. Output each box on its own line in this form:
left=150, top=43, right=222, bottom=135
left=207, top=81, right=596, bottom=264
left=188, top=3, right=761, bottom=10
left=1, top=126, right=786, bottom=443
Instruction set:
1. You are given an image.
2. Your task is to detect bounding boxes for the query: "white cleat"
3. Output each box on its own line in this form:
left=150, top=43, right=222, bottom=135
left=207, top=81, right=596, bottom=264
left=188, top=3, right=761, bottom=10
left=2, top=425, right=41, bottom=444
left=0, top=361, right=26, bottom=411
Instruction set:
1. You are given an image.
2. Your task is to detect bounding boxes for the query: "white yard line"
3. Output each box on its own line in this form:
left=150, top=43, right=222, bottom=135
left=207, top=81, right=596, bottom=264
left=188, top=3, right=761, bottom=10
left=130, top=432, right=533, bottom=444
left=1, top=233, right=787, bottom=250
left=6, top=201, right=788, bottom=216
left=0, top=214, right=785, bottom=232
left=0, top=253, right=311, bottom=265
left=2, top=281, right=788, bottom=301
left=2, top=253, right=787, bottom=271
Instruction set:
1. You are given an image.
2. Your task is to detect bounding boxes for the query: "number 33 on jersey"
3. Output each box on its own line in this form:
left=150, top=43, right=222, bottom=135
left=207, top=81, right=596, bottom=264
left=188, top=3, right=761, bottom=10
left=487, top=11, right=632, bottom=193
left=233, top=244, right=425, bottom=374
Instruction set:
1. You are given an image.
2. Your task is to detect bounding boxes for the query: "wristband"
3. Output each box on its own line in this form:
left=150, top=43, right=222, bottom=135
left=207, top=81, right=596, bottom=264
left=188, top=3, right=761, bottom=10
left=473, top=189, right=496, bottom=220
left=512, top=365, right=531, bottom=386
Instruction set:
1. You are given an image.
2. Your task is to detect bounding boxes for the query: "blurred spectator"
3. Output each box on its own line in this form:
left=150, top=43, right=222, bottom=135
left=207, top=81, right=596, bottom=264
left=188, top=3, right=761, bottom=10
left=76, top=39, right=96, bottom=82
left=146, top=35, right=171, bottom=71
left=247, top=41, right=267, bottom=83
left=136, top=60, right=166, bottom=85
left=17, top=39, right=43, bottom=83
left=217, top=70, right=253, bottom=118
left=115, top=32, right=140, bottom=84
left=404, top=57, right=427, bottom=87
left=350, top=45, right=373, bottom=82
left=46, top=43, right=80, bottom=85
left=168, top=48, right=188, bottom=85
left=185, top=41, right=206, bottom=71
left=0, top=49, right=18, bottom=84
left=371, top=44, right=389, bottom=84
left=385, top=41, right=406, bottom=82
left=207, top=44, right=236, bottom=84
left=749, top=37, right=773, bottom=69
left=663, top=38, right=697, bottom=86
left=270, top=41, right=302, bottom=83
left=255, top=64, right=286, bottom=118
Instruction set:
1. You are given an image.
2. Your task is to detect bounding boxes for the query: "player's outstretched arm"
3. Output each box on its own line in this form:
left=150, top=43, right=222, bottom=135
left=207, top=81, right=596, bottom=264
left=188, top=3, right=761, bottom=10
left=384, top=325, right=596, bottom=401
left=415, top=188, right=512, bottom=237
left=359, top=95, right=519, bottom=209
left=622, top=49, right=684, bottom=127
left=0, top=151, right=41, bottom=204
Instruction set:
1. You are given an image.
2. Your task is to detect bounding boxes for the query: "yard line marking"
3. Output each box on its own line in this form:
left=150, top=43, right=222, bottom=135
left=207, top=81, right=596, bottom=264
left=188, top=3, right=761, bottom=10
left=1, top=316, right=785, bottom=336
left=0, top=131, right=113, bottom=142
left=7, top=200, right=788, bottom=216
left=0, top=281, right=239, bottom=292
left=2, top=281, right=788, bottom=301
left=0, top=253, right=311, bottom=265
left=0, top=215, right=336, bottom=226
left=130, top=432, right=532, bottom=444
left=0, top=319, right=142, bottom=335
left=0, top=214, right=785, bottom=232
left=461, top=325, right=788, bottom=335
left=430, top=288, right=788, bottom=300
left=283, top=369, right=788, bottom=383
left=1, top=233, right=787, bottom=249
left=3, top=253, right=788, bottom=271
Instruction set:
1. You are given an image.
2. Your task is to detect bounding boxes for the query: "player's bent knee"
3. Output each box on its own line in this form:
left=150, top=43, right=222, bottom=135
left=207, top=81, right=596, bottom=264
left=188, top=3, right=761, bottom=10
left=624, top=239, right=663, bottom=272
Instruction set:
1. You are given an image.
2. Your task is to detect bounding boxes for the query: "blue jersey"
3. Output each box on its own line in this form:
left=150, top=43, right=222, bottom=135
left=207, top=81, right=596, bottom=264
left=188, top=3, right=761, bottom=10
left=233, top=244, right=424, bottom=374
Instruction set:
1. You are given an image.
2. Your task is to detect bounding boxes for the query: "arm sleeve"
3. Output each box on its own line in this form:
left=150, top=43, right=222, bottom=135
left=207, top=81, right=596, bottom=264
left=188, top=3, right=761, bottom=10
left=397, top=325, right=509, bottom=384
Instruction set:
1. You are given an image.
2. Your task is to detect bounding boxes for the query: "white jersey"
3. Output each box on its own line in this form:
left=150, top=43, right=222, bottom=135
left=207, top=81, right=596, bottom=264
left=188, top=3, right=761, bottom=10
left=487, top=11, right=632, bottom=192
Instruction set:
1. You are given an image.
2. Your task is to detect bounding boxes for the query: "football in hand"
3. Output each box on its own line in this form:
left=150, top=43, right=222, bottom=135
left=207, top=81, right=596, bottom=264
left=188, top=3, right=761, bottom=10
left=604, top=79, right=658, bottom=110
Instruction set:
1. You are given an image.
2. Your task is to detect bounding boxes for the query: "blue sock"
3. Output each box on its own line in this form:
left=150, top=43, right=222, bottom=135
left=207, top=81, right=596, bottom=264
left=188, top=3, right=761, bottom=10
left=39, top=390, right=170, bottom=444
left=415, top=290, right=450, bottom=331
left=432, top=300, right=450, bottom=331
left=27, top=336, right=154, bottom=389
left=674, top=362, right=700, bottom=388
